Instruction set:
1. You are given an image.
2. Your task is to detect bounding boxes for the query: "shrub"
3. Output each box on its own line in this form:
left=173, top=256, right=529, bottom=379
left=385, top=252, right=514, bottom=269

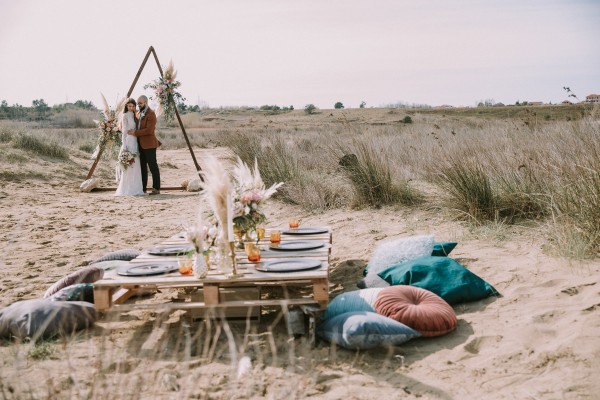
left=79, top=142, right=96, bottom=153
left=14, top=133, right=69, bottom=159
left=433, top=157, right=497, bottom=223
left=334, top=102, right=344, bottom=109
left=402, top=115, right=413, bottom=124
left=0, top=127, right=14, bottom=143
left=304, top=104, right=317, bottom=115
left=339, top=138, right=421, bottom=207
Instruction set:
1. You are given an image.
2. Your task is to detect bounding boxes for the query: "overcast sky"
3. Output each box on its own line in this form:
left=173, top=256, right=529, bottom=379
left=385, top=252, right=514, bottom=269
left=1, top=0, right=598, bottom=109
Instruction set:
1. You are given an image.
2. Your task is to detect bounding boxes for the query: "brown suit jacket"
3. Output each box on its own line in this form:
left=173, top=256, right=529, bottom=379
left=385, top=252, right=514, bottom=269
left=133, top=108, right=160, bottom=149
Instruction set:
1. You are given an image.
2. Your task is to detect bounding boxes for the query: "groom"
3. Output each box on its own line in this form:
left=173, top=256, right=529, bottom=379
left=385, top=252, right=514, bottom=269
left=128, top=95, right=160, bottom=195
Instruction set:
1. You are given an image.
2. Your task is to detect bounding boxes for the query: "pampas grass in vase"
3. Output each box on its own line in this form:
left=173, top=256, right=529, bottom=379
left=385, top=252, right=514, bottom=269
left=199, top=155, right=233, bottom=244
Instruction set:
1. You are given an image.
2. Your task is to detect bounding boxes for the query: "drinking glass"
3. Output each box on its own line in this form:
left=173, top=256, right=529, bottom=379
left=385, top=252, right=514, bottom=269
left=288, top=219, right=300, bottom=229
left=269, top=230, right=281, bottom=243
left=245, top=243, right=261, bottom=262
left=178, top=257, right=193, bottom=275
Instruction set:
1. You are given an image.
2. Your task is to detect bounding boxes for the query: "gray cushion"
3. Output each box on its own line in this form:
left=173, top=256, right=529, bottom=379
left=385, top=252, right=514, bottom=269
left=49, top=283, right=95, bottom=303
left=91, top=248, right=140, bottom=264
left=318, top=311, right=421, bottom=350
left=0, top=299, right=97, bottom=340
left=43, top=266, right=104, bottom=298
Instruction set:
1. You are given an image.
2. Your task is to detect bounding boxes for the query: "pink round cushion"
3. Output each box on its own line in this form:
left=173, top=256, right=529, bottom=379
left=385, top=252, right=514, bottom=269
left=374, top=285, right=457, bottom=337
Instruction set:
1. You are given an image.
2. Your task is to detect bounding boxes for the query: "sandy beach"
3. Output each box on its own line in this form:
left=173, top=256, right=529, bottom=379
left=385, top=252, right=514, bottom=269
left=1, top=141, right=599, bottom=399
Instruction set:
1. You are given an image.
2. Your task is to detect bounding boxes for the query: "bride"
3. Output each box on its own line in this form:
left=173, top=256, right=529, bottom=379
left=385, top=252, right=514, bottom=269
left=115, top=98, right=145, bottom=196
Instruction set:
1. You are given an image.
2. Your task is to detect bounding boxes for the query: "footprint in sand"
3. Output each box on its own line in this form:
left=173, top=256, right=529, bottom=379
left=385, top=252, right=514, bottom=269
left=532, top=310, right=565, bottom=323
left=464, top=335, right=503, bottom=354
left=561, top=282, right=596, bottom=296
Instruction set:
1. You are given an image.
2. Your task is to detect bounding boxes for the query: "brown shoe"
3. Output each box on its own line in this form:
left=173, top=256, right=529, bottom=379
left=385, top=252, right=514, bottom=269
left=150, top=188, right=160, bottom=195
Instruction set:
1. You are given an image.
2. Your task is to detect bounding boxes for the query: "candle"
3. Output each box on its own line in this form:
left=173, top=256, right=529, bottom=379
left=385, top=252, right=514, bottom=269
left=226, top=190, right=234, bottom=242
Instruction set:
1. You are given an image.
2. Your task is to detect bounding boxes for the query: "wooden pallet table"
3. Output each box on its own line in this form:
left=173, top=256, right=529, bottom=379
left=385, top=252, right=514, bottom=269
left=93, top=229, right=332, bottom=319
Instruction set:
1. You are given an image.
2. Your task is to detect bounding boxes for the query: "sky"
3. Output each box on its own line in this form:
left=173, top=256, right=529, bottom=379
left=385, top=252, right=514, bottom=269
left=0, top=0, right=599, bottom=109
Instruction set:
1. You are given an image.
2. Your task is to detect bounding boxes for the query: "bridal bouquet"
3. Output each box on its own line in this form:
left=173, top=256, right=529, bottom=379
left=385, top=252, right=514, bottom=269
left=231, top=158, right=284, bottom=235
left=144, top=61, right=185, bottom=125
left=118, top=149, right=137, bottom=170
left=93, top=94, right=123, bottom=160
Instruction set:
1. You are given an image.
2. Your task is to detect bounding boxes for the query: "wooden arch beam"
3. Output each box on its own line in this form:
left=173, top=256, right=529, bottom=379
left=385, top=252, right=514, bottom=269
left=86, top=46, right=203, bottom=183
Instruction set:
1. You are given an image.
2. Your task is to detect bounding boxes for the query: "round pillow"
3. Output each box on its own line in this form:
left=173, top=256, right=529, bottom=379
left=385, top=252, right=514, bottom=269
left=374, top=285, right=457, bottom=337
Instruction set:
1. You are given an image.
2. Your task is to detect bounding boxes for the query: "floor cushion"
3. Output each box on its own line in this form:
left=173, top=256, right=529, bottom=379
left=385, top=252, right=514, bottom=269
left=0, top=299, right=97, bottom=340
left=49, top=283, right=95, bottom=303
left=90, top=248, right=141, bottom=264
left=363, top=235, right=434, bottom=288
left=317, top=311, right=421, bottom=350
left=363, top=241, right=458, bottom=277
left=43, top=266, right=104, bottom=299
left=431, top=242, right=458, bottom=257
left=321, top=288, right=385, bottom=321
left=377, top=256, right=499, bottom=305
left=374, top=285, right=457, bottom=337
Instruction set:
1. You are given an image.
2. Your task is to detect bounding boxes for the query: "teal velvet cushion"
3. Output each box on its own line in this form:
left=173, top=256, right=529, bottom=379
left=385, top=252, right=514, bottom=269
left=321, top=288, right=385, bottom=321
left=431, top=242, right=457, bottom=257
left=377, top=256, right=499, bottom=305
left=317, top=311, right=421, bottom=350
left=363, top=241, right=458, bottom=277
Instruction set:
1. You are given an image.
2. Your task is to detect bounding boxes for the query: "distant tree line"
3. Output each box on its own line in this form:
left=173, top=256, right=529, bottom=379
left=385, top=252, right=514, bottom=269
left=0, top=99, right=98, bottom=121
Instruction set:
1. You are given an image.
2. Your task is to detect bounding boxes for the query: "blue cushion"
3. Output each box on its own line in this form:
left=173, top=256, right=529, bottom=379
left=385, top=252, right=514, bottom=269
left=49, top=283, right=95, bottom=303
left=377, top=256, right=499, bottom=305
left=321, top=288, right=384, bottom=321
left=318, top=311, right=421, bottom=350
left=431, top=242, right=458, bottom=257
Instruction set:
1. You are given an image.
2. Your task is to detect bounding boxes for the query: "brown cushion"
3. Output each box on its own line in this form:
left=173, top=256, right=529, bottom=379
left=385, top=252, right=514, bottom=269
left=374, top=285, right=457, bottom=337
left=43, top=266, right=104, bottom=299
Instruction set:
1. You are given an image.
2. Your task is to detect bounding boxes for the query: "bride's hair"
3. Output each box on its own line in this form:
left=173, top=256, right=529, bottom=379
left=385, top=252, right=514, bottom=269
left=123, top=98, right=136, bottom=113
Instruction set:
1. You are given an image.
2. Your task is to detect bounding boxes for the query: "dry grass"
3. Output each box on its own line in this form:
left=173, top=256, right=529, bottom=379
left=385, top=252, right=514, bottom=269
left=1, top=104, right=598, bottom=256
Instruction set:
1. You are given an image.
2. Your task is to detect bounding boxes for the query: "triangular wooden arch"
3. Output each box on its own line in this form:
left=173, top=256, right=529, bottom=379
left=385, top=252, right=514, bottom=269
left=86, top=46, right=203, bottom=188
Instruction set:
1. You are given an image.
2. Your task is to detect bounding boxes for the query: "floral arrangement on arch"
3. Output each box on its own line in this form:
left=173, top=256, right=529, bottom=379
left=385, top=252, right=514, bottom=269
left=92, top=94, right=123, bottom=160
left=144, top=61, right=185, bottom=124
left=231, top=158, right=284, bottom=235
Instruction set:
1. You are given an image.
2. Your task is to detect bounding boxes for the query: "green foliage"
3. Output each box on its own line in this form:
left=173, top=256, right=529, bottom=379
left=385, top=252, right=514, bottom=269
left=402, top=115, right=413, bottom=124
left=359, top=101, right=366, bottom=108
left=79, top=142, right=96, bottom=153
left=0, top=127, right=14, bottom=143
left=14, top=134, right=69, bottom=159
left=304, top=104, right=317, bottom=115
left=334, top=102, right=344, bottom=109
left=260, top=105, right=281, bottom=111
left=339, top=139, right=422, bottom=207
left=28, top=340, right=55, bottom=360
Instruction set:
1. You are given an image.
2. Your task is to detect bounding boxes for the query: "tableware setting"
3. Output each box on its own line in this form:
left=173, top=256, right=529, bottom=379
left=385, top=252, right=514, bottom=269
left=255, top=258, right=323, bottom=272
left=282, top=227, right=330, bottom=235
left=146, top=244, right=195, bottom=256
left=268, top=240, right=325, bottom=251
left=117, top=263, right=178, bottom=276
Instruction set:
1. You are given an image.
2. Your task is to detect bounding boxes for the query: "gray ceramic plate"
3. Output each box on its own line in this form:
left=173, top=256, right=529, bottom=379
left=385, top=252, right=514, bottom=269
left=282, top=227, right=329, bottom=235
left=256, top=258, right=322, bottom=272
left=147, top=245, right=194, bottom=256
left=117, top=264, right=178, bottom=276
left=269, top=240, right=325, bottom=251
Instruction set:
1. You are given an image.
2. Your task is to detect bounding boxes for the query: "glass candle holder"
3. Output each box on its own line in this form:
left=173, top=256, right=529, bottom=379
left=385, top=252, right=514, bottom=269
left=178, top=257, right=193, bottom=275
left=269, top=229, right=281, bottom=243
left=245, top=243, right=261, bottom=262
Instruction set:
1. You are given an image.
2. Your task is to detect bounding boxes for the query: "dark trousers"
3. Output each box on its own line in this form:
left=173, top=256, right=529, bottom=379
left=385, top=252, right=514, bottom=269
left=139, top=147, right=160, bottom=191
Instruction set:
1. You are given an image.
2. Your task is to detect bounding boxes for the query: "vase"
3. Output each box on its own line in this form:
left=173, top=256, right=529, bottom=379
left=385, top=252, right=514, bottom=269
left=193, top=253, right=208, bottom=279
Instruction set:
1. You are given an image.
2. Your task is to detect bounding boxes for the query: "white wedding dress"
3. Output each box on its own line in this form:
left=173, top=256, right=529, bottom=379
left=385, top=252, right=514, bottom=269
left=115, top=112, right=145, bottom=196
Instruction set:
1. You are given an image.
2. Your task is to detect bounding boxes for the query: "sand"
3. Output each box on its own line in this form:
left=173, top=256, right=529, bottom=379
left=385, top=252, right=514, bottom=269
left=1, top=147, right=599, bottom=399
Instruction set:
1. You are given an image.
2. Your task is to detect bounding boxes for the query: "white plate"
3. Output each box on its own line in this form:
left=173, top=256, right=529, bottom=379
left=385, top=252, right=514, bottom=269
left=256, top=259, right=322, bottom=272
left=282, top=227, right=329, bottom=235
left=147, top=245, right=194, bottom=256
left=117, top=264, right=178, bottom=276
left=269, top=240, right=325, bottom=251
